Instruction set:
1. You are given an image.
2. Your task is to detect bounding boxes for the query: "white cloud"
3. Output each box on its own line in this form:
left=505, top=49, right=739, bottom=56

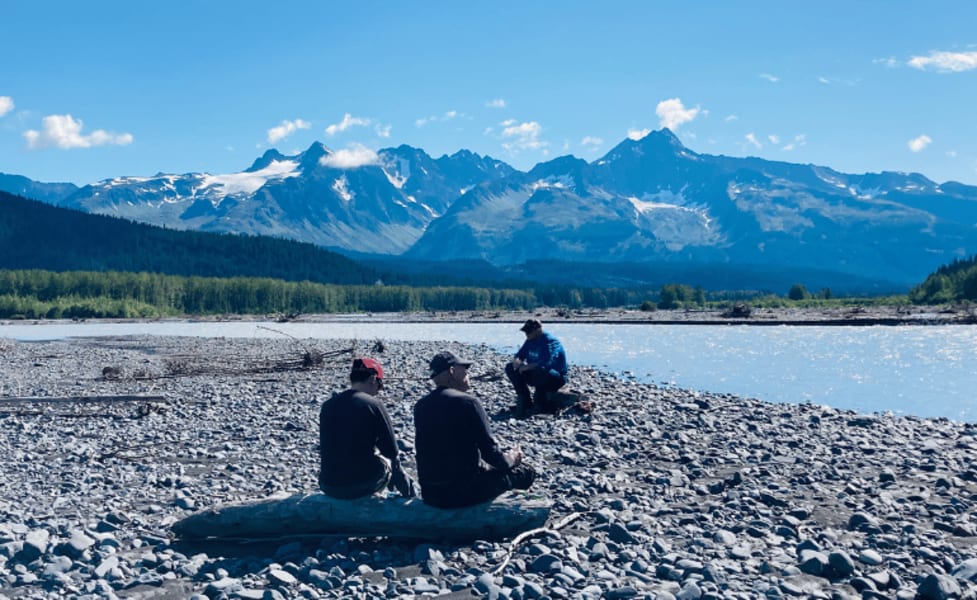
left=782, top=134, right=807, bottom=151
left=908, top=134, right=932, bottom=153
left=374, top=123, right=392, bottom=138
left=319, top=143, right=380, bottom=169
left=415, top=110, right=460, bottom=128
left=759, top=73, right=780, bottom=83
left=909, top=51, right=977, bottom=73
left=745, top=133, right=762, bottom=149
left=500, top=120, right=547, bottom=151
left=627, top=128, right=650, bottom=141
left=656, top=98, right=701, bottom=131
left=725, top=115, right=739, bottom=123
left=874, top=57, right=900, bottom=69
left=23, top=114, right=133, bottom=149
left=580, top=135, right=603, bottom=148
left=947, top=150, right=958, bottom=158
left=768, top=134, right=781, bottom=145
left=0, top=96, right=13, bottom=117
left=325, top=113, right=371, bottom=136
left=267, top=118, right=310, bottom=144
left=486, top=98, right=506, bottom=108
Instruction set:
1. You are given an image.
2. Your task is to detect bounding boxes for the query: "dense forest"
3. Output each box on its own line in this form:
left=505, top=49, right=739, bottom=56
left=909, top=255, right=977, bottom=304
left=0, top=190, right=385, bottom=285
left=0, top=191, right=653, bottom=317
left=3, top=189, right=973, bottom=318
left=0, top=269, right=551, bottom=318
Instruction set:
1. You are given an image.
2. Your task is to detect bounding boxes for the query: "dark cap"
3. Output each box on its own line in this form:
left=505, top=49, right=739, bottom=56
left=351, top=357, right=384, bottom=380
left=520, top=319, right=542, bottom=332
left=429, top=350, right=472, bottom=378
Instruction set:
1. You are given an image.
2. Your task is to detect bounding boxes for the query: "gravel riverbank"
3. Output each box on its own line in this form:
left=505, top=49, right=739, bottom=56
left=2, top=335, right=977, bottom=599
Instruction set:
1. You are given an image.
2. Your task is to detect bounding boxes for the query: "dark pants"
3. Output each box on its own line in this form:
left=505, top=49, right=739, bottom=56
left=505, top=363, right=566, bottom=414
left=420, top=463, right=537, bottom=509
left=319, top=456, right=391, bottom=500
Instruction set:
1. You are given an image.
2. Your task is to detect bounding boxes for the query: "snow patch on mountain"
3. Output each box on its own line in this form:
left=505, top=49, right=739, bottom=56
left=850, top=185, right=882, bottom=199
left=384, top=169, right=406, bottom=189
left=531, top=175, right=575, bottom=191
left=332, top=176, right=353, bottom=202
left=199, top=160, right=300, bottom=196
left=628, top=189, right=689, bottom=213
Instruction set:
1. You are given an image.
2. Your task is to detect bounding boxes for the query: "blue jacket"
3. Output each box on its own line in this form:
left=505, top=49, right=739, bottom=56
left=515, top=331, right=568, bottom=379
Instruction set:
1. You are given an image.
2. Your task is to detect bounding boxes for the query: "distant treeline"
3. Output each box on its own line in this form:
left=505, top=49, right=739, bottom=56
left=0, top=190, right=386, bottom=285
left=0, top=269, right=658, bottom=319
left=909, top=255, right=977, bottom=304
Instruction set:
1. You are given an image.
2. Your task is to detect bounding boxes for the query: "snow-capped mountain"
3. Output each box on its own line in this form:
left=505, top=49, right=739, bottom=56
left=53, top=143, right=515, bottom=254
left=6, top=129, right=977, bottom=291
left=405, top=129, right=977, bottom=288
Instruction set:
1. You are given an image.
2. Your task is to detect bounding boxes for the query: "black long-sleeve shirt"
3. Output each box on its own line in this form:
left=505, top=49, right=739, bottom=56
left=319, top=389, right=399, bottom=487
left=413, top=386, right=512, bottom=485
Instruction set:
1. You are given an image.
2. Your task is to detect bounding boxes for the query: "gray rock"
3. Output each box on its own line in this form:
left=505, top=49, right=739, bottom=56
left=916, top=573, right=962, bottom=600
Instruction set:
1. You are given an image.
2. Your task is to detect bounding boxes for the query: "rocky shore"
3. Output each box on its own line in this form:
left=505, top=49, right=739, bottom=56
left=177, top=303, right=977, bottom=327
left=2, top=334, right=977, bottom=599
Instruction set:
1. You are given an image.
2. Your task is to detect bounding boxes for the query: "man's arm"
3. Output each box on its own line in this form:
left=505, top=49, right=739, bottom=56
left=469, top=397, right=514, bottom=471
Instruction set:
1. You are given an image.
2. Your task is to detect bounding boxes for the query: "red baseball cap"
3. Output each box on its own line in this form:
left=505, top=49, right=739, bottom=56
left=351, top=357, right=384, bottom=380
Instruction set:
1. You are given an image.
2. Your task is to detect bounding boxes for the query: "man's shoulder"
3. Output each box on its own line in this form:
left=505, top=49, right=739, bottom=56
left=416, top=387, right=477, bottom=406
left=324, top=388, right=378, bottom=407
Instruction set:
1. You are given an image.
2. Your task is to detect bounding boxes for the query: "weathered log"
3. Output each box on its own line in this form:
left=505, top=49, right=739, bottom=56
left=171, top=492, right=552, bottom=542
left=0, top=394, right=165, bottom=404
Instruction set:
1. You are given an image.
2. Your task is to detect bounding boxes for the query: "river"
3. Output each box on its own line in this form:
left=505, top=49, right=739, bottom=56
left=1, top=320, right=974, bottom=422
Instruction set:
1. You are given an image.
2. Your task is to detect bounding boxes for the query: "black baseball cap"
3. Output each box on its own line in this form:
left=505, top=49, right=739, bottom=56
left=429, top=350, right=473, bottom=378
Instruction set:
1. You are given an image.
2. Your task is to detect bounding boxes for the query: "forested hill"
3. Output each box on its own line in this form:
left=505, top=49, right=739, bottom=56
left=0, top=191, right=383, bottom=285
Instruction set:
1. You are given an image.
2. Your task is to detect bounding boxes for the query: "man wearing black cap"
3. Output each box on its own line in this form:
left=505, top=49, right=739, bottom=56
left=319, top=357, right=416, bottom=499
left=413, top=350, right=536, bottom=508
left=505, top=319, right=568, bottom=417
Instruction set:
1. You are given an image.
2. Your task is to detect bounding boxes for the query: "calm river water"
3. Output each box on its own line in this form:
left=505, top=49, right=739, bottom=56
left=1, top=320, right=974, bottom=422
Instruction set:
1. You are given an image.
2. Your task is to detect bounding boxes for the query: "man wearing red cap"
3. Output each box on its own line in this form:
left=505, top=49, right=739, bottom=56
left=319, top=357, right=416, bottom=499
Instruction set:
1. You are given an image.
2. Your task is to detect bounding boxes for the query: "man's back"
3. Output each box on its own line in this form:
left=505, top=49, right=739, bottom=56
left=413, top=387, right=505, bottom=485
left=319, top=389, right=396, bottom=487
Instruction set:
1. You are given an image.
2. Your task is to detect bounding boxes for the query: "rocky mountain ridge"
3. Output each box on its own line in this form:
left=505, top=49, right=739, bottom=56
left=4, top=129, right=977, bottom=291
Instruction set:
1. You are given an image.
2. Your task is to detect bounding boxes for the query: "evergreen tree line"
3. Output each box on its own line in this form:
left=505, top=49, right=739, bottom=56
left=0, top=270, right=660, bottom=319
left=908, top=255, right=977, bottom=304
left=0, top=191, right=387, bottom=286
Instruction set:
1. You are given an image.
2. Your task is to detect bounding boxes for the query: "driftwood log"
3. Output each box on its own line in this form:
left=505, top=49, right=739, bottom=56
left=171, top=492, right=552, bottom=542
left=0, top=394, right=165, bottom=404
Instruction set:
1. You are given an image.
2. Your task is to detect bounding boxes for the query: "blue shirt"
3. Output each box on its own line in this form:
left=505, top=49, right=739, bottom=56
left=515, top=331, right=568, bottom=378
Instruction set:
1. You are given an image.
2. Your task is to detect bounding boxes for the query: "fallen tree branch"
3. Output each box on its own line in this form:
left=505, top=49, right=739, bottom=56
left=492, top=511, right=584, bottom=575
left=0, top=394, right=166, bottom=405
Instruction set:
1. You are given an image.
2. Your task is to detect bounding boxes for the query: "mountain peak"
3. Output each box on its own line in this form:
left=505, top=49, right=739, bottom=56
left=635, top=127, right=687, bottom=153
left=300, top=141, right=330, bottom=170
left=246, top=149, right=288, bottom=173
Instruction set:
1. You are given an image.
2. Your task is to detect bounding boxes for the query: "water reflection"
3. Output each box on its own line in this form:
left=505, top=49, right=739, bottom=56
left=1, top=320, right=974, bottom=422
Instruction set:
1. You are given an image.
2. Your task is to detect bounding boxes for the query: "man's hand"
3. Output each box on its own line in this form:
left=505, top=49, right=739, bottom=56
left=504, top=447, right=524, bottom=467
left=389, top=463, right=417, bottom=498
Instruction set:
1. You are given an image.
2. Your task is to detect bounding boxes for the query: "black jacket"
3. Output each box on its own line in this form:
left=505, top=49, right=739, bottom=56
left=413, top=387, right=512, bottom=485
left=319, top=389, right=399, bottom=487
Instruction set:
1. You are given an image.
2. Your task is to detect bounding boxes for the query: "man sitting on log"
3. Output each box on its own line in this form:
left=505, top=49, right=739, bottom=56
left=319, top=357, right=416, bottom=499
left=413, top=350, right=536, bottom=508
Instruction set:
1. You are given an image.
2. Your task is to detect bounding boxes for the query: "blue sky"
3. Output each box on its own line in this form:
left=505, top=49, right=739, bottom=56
left=2, top=1, right=976, bottom=186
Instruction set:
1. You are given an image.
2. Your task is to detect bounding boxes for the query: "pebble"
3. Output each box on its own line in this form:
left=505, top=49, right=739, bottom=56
left=1, top=334, right=977, bottom=599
